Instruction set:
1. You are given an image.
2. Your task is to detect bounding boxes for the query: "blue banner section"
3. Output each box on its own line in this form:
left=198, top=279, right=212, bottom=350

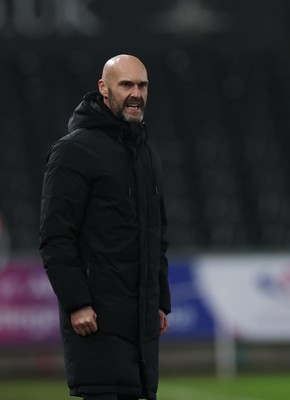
left=163, top=259, right=215, bottom=340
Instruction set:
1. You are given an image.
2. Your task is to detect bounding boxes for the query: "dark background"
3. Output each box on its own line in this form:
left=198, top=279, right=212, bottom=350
left=1, top=0, right=290, bottom=254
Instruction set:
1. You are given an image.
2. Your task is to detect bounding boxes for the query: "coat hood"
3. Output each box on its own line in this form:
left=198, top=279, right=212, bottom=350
left=68, top=91, right=145, bottom=143
left=67, top=91, right=158, bottom=193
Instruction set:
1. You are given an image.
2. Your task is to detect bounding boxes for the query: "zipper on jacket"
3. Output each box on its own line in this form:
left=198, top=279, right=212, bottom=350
left=128, top=186, right=132, bottom=197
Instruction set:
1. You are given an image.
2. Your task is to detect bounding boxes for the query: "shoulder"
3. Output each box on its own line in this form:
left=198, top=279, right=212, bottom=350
left=47, top=128, right=103, bottom=163
left=59, top=128, right=100, bottom=148
left=44, top=133, right=89, bottom=179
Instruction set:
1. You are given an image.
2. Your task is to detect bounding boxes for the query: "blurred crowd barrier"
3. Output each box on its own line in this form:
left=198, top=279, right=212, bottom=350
left=1, top=254, right=290, bottom=377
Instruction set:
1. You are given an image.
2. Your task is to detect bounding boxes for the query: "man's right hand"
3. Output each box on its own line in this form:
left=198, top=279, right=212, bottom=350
left=70, top=305, right=98, bottom=336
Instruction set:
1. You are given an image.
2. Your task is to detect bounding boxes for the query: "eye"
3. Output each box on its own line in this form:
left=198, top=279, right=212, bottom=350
left=139, top=82, right=148, bottom=89
left=120, top=81, right=133, bottom=88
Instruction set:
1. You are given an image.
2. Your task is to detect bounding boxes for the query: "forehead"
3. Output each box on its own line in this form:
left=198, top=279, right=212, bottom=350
left=112, top=60, right=148, bottom=83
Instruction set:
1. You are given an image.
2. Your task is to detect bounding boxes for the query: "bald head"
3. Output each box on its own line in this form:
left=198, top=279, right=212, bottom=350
left=101, top=54, right=147, bottom=85
left=98, top=54, right=149, bottom=122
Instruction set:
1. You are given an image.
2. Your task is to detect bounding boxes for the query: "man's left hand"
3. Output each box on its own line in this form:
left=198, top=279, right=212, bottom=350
left=159, top=309, right=169, bottom=336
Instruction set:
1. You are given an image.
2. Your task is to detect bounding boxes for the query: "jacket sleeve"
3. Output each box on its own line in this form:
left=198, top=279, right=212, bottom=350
left=39, top=139, right=93, bottom=313
left=148, top=142, right=171, bottom=315
left=159, top=192, right=171, bottom=315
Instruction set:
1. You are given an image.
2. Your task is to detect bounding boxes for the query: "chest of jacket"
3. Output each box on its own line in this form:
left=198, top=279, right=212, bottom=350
left=80, top=130, right=161, bottom=239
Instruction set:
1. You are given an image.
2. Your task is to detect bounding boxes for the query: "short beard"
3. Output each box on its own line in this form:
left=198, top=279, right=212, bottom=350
left=121, top=111, right=144, bottom=123
left=114, top=105, right=144, bottom=123
left=108, top=89, right=144, bottom=122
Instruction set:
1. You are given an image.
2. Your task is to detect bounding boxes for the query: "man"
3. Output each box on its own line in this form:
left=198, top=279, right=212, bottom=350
left=39, top=54, right=171, bottom=400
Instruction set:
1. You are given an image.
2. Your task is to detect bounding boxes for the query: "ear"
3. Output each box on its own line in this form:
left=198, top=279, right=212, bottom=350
left=98, top=79, right=108, bottom=98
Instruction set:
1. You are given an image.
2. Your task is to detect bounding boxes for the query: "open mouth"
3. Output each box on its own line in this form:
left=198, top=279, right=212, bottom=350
left=126, top=103, right=140, bottom=109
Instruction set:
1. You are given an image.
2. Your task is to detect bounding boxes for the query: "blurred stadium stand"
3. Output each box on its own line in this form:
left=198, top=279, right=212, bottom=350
left=1, top=0, right=290, bottom=254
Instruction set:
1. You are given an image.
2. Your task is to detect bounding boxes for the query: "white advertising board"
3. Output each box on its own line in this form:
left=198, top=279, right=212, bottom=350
left=196, top=254, right=290, bottom=341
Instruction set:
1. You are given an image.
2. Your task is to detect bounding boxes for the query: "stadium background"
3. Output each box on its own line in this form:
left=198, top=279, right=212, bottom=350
left=1, top=0, right=290, bottom=398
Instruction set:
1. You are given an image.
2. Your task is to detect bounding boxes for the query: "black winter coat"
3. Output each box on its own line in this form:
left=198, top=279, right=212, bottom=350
left=39, top=92, right=171, bottom=399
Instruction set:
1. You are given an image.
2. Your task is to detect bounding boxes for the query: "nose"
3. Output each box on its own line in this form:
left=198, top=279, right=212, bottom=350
left=131, top=84, right=141, bottom=98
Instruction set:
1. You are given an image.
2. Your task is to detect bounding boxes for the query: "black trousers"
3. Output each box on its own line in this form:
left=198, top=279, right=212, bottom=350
left=82, top=395, right=139, bottom=400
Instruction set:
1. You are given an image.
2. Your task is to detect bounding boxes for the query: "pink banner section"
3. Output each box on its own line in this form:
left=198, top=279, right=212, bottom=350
left=0, top=259, right=61, bottom=345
